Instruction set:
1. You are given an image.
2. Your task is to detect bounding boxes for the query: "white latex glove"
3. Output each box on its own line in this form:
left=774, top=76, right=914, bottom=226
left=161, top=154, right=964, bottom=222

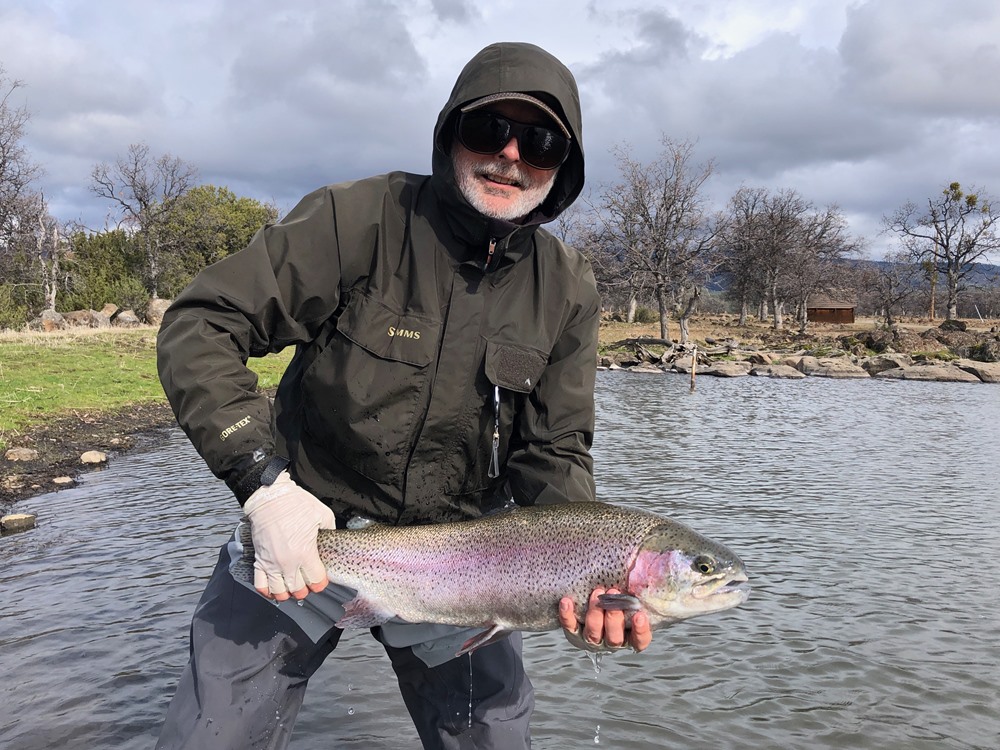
left=243, top=470, right=337, bottom=600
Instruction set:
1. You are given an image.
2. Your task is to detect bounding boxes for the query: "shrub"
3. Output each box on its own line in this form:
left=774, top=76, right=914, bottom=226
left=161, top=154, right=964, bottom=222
left=0, top=284, right=41, bottom=330
left=633, top=306, right=658, bottom=324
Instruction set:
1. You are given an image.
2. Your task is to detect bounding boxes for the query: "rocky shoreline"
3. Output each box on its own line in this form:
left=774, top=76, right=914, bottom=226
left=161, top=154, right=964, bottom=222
left=599, top=321, right=1000, bottom=383
left=3, top=320, right=998, bottom=524
left=1, top=400, right=178, bottom=515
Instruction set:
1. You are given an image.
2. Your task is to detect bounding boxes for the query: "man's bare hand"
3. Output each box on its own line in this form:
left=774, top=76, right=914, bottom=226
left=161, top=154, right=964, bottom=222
left=558, top=587, right=652, bottom=652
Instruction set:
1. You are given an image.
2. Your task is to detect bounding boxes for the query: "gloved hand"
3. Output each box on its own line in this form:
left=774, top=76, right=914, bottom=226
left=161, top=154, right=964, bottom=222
left=243, top=470, right=337, bottom=601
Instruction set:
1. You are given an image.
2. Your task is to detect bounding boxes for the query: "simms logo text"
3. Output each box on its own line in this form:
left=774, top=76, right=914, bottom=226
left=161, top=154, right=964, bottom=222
left=388, top=326, right=421, bottom=340
left=220, top=416, right=251, bottom=441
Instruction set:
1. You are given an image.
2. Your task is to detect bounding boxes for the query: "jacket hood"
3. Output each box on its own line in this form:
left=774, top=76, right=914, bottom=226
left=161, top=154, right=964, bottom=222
left=431, top=42, right=585, bottom=229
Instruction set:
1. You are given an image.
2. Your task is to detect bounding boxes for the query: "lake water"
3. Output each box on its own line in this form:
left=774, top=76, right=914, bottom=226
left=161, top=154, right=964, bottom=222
left=1, top=371, right=998, bottom=749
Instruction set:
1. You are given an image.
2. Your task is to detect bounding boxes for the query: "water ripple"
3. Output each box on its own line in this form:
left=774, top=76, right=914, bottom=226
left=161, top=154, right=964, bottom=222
left=0, top=377, right=998, bottom=749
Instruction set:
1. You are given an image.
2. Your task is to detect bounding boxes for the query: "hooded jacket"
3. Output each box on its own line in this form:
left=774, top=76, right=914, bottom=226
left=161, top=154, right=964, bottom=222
left=157, top=42, right=599, bottom=524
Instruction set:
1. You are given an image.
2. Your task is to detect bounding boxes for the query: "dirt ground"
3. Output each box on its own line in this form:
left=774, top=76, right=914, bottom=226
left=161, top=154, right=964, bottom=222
left=1, top=401, right=179, bottom=513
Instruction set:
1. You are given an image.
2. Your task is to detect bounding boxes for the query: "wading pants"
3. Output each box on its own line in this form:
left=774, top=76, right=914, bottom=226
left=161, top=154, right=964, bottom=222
left=154, top=542, right=535, bottom=750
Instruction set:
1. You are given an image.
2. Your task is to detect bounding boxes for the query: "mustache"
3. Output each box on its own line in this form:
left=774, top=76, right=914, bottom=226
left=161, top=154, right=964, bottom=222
left=472, top=162, right=529, bottom=185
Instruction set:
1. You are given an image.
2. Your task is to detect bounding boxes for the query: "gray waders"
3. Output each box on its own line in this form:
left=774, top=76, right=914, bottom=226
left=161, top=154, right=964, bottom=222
left=155, top=539, right=535, bottom=749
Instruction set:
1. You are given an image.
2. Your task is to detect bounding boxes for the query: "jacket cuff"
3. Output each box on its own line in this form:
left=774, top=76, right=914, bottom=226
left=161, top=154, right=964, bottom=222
left=225, top=454, right=290, bottom=505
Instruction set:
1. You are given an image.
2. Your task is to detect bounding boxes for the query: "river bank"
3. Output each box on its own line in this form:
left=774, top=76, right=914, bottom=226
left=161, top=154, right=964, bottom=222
left=2, top=315, right=998, bottom=513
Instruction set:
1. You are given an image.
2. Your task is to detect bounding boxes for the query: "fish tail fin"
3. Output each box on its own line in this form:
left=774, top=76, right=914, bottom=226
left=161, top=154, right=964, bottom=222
left=456, top=624, right=511, bottom=657
left=227, top=519, right=257, bottom=587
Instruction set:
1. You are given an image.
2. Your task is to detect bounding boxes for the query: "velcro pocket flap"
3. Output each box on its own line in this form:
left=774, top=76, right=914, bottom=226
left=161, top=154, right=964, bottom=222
left=485, top=341, right=548, bottom=393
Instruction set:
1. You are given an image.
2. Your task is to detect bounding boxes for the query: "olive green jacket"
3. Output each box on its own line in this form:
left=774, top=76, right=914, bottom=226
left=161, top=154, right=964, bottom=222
left=157, top=42, right=599, bottom=523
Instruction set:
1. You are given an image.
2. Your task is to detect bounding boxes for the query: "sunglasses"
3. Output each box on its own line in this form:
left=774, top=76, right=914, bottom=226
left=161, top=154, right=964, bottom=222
left=455, top=111, right=571, bottom=170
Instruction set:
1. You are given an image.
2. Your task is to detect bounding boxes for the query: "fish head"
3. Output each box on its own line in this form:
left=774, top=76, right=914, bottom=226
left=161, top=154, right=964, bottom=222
left=627, top=520, right=750, bottom=624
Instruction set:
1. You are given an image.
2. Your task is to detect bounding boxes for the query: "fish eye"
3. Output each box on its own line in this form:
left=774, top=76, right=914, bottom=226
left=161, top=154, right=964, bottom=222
left=693, top=556, right=715, bottom=575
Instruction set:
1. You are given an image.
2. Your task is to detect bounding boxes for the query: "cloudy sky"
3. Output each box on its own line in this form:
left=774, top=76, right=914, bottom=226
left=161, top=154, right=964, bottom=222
left=4, top=0, right=1000, bottom=257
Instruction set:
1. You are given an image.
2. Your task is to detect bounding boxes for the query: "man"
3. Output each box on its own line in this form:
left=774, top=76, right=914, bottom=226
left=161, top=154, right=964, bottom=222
left=155, top=41, right=651, bottom=750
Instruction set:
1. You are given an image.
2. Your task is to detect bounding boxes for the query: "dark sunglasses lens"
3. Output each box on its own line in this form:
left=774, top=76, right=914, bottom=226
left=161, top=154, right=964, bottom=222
left=458, top=113, right=511, bottom=154
left=458, top=112, right=570, bottom=170
left=519, top=126, right=569, bottom=169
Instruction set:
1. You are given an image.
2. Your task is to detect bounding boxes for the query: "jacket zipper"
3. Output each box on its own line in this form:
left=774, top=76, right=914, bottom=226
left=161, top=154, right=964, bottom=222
left=484, top=238, right=497, bottom=270
left=485, top=235, right=501, bottom=477
left=487, top=384, right=501, bottom=478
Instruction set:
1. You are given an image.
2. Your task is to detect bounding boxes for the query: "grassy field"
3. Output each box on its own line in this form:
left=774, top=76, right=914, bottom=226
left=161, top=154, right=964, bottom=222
left=0, top=327, right=292, bottom=452
left=2, top=314, right=996, bottom=454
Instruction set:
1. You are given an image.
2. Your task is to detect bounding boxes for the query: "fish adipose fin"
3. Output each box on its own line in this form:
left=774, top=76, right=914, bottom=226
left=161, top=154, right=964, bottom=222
left=596, top=593, right=643, bottom=611
left=336, top=596, right=395, bottom=629
left=456, top=624, right=511, bottom=657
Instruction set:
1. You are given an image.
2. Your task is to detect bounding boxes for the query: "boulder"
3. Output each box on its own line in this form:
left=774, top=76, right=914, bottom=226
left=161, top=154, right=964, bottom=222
left=28, top=309, right=66, bottom=332
left=80, top=450, right=108, bottom=464
left=795, top=356, right=870, bottom=378
left=938, top=319, right=968, bottom=332
left=872, top=364, right=982, bottom=383
left=966, top=338, right=1000, bottom=362
left=1, top=513, right=37, bottom=534
left=100, top=303, right=119, bottom=317
left=700, top=361, right=751, bottom=378
left=2, top=474, right=25, bottom=492
left=627, top=365, right=665, bottom=374
left=750, top=364, right=806, bottom=379
left=146, top=298, right=173, bottom=326
left=113, top=310, right=141, bottom=328
left=861, top=353, right=913, bottom=375
left=64, top=309, right=111, bottom=328
left=954, top=359, right=1000, bottom=383
left=747, top=352, right=773, bottom=365
left=5, top=447, right=39, bottom=461
left=672, top=355, right=694, bottom=373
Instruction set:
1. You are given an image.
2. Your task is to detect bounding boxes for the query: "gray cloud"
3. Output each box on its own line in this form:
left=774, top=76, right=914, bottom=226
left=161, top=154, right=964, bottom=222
left=2, top=0, right=999, bottom=258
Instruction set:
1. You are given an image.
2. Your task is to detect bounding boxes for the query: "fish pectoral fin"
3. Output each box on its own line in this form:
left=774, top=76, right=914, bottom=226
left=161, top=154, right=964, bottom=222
left=596, top=593, right=643, bottom=611
left=456, top=624, right=511, bottom=657
left=335, top=596, right=395, bottom=629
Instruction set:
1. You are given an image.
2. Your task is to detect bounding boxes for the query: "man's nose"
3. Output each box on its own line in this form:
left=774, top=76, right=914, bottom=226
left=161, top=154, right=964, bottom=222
left=497, top=136, right=521, bottom=162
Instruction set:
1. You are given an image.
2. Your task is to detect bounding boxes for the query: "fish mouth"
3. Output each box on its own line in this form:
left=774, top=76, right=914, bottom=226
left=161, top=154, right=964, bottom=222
left=693, top=572, right=751, bottom=601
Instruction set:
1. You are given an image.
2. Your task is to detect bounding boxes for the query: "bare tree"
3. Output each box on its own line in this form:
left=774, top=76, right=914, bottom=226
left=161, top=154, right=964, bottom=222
left=33, top=198, right=71, bottom=311
left=90, top=142, right=198, bottom=298
left=720, top=187, right=857, bottom=331
left=860, top=251, right=921, bottom=327
left=718, top=186, right=769, bottom=325
left=0, top=67, right=43, bottom=252
left=592, top=137, right=717, bottom=342
left=884, top=182, right=1000, bottom=320
left=783, top=204, right=860, bottom=334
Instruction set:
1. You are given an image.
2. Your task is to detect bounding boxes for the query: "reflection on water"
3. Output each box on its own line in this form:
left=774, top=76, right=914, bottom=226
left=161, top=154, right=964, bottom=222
left=1, top=372, right=998, bottom=749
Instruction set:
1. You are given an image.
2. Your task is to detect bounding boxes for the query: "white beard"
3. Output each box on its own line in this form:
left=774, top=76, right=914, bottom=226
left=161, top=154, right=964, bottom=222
left=452, top=148, right=558, bottom=222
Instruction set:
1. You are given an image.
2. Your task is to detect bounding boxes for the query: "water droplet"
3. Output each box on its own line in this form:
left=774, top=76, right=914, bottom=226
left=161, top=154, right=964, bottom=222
left=347, top=683, right=353, bottom=692
left=295, top=599, right=303, bottom=607
left=347, top=707, right=355, bottom=715
left=587, top=652, right=603, bottom=674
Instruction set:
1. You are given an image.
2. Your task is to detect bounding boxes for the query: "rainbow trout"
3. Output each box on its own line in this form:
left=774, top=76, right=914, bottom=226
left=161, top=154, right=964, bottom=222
left=233, top=501, right=750, bottom=654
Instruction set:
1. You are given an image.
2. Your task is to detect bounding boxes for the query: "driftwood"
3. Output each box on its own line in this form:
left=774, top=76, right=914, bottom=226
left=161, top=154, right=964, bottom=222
left=606, top=337, right=674, bottom=348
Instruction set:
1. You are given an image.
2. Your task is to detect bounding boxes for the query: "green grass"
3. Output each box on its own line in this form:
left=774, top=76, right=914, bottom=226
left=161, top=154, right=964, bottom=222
left=0, top=328, right=293, bottom=451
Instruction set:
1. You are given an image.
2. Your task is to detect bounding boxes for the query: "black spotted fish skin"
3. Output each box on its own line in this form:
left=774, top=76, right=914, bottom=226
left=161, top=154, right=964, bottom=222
left=235, top=501, right=749, bottom=631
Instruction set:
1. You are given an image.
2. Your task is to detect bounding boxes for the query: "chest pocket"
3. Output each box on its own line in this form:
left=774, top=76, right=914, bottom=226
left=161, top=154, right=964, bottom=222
left=301, top=289, right=441, bottom=487
left=448, top=340, right=548, bottom=497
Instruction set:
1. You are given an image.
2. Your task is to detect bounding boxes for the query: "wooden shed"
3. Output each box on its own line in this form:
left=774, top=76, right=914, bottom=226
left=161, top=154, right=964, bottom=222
left=807, top=296, right=856, bottom=324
